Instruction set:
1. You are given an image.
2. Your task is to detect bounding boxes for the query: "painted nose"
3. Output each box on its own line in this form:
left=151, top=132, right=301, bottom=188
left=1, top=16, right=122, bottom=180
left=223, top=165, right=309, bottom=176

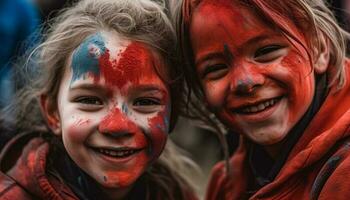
left=230, top=64, right=265, bottom=95
left=98, top=108, right=136, bottom=138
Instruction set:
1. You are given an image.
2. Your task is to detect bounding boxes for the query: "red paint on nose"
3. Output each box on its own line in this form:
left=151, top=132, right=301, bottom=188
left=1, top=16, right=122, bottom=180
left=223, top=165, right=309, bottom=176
left=97, top=42, right=149, bottom=89
left=99, top=108, right=137, bottom=135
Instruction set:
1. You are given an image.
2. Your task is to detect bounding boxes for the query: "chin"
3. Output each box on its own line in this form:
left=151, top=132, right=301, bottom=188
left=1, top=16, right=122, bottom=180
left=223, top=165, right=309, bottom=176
left=106, top=173, right=141, bottom=188
left=247, top=130, right=288, bottom=146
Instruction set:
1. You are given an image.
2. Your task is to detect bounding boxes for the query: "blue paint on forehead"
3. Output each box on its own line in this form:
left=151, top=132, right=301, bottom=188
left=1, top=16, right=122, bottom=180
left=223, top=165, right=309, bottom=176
left=71, top=33, right=106, bottom=82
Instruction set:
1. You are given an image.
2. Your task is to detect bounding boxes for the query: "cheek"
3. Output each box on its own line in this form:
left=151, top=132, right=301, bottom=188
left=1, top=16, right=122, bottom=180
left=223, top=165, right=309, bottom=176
left=146, top=110, right=169, bottom=156
left=63, top=117, right=93, bottom=143
left=280, top=55, right=315, bottom=101
left=203, top=80, right=229, bottom=109
left=277, top=55, right=315, bottom=124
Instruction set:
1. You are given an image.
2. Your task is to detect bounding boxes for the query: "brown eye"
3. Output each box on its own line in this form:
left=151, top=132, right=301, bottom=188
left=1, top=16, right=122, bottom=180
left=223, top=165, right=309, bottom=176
left=133, top=97, right=162, bottom=114
left=74, top=96, right=103, bottom=111
left=202, top=64, right=228, bottom=80
left=254, top=45, right=286, bottom=62
left=75, top=96, right=103, bottom=105
left=133, top=98, right=160, bottom=106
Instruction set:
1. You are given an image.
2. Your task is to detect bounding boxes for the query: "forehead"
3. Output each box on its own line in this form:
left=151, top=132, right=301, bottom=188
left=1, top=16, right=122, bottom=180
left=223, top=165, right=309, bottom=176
left=69, top=31, right=167, bottom=88
left=190, top=0, right=306, bottom=51
left=191, top=1, right=270, bottom=43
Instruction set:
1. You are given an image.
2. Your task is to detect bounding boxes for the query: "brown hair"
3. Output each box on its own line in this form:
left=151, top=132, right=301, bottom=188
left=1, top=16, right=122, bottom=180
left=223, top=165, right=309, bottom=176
left=170, top=0, right=350, bottom=171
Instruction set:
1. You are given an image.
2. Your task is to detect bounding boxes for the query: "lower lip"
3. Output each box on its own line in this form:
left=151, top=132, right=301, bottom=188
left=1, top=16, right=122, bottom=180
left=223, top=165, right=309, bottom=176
left=90, top=147, right=144, bottom=164
left=233, top=97, right=283, bottom=122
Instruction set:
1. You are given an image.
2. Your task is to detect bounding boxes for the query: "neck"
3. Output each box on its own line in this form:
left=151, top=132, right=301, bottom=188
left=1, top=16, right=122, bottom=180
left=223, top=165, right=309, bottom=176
left=263, top=141, right=284, bottom=160
left=101, top=185, right=133, bottom=200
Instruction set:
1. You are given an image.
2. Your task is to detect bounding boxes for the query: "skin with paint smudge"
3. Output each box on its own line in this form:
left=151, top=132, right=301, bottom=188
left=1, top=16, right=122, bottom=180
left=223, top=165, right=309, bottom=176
left=189, top=0, right=328, bottom=156
left=54, top=31, right=170, bottom=197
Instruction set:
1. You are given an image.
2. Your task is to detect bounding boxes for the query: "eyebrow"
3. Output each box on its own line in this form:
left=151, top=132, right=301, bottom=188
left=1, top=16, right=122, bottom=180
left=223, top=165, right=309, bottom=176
left=69, top=83, right=108, bottom=92
left=195, top=33, right=282, bottom=66
left=70, top=83, right=167, bottom=94
left=195, top=52, right=225, bottom=66
left=129, top=84, right=168, bottom=93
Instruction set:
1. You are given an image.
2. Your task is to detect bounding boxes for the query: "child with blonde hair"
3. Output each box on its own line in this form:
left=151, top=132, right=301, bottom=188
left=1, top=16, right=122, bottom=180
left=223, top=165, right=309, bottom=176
left=0, top=0, right=198, bottom=199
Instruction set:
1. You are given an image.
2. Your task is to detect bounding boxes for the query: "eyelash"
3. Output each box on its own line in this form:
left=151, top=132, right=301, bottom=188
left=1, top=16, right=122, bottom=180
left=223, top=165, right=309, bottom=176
left=75, top=96, right=103, bottom=105
left=254, top=45, right=285, bottom=61
left=133, top=98, right=160, bottom=106
left=202, top=64, right=228, bottom=80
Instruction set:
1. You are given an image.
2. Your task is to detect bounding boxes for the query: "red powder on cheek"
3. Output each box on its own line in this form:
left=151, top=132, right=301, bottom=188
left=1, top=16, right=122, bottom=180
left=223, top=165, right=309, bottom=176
left=147, top=111, right=168, bottom=158
left=66, top=120, right=91, bottom=143
left=97, top=42, right=150, bottom=89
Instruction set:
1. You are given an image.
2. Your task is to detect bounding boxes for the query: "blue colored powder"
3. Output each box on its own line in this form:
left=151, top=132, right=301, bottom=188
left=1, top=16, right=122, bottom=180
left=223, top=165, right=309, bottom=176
left=121, top=102, right=129, bottom=115
left=163, top=115, right=170, bottom=133
left=71, top=33, right=106, bottom=83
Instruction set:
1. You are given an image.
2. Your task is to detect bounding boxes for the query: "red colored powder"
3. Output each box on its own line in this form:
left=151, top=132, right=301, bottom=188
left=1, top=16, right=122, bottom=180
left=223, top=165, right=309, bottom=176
left=98, top=42, right=149, bottom=89
left=147, top=111, right=168, bottom=158
left=99, top=108, right=137, bottom=134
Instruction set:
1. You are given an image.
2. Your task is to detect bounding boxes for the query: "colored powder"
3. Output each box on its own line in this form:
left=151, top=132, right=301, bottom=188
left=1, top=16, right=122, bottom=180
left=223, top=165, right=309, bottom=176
left=147, top=111, right=168, bottom=158
left=99, top=107, right=138, bottom=135
left=71, top=33, right=106, bottom=83
left=121, top=102, right=129, bottom=115
left=98, top=42, right=147, bottom=88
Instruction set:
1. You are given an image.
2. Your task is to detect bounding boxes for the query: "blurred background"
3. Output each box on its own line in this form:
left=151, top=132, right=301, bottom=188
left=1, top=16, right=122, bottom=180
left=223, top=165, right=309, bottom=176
left=0, top=0, right=349, bottom=199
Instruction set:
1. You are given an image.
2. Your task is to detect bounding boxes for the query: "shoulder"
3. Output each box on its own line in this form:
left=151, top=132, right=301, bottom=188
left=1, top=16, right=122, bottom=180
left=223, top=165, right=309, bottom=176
left=0, top=172, right=33, bottom=200
left=316, top=138, right=350, bottom=199
left=205, top=161, right=227, bottom=200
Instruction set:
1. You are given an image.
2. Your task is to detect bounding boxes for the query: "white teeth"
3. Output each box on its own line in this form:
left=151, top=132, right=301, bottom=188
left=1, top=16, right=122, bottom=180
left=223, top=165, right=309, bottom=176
left=264, top=101, right=270, bottom=107
left=258, top=103, right=265, bottom=110
left=109, top=151, right=117, bottom=156
left=96, top=148, right=137, bottom=158
left=241, top=98, right=278, bottom=114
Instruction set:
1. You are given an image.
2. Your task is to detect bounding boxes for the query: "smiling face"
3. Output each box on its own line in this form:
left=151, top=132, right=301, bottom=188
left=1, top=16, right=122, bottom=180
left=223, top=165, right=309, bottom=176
left=189, top=0, right=327, bottom=147
left=52, top=31, right=170, bottom=191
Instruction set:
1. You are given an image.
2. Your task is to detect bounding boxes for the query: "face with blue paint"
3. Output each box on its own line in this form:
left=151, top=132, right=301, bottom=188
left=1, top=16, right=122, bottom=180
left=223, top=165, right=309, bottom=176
left=50, top=31, right=170, bottom=193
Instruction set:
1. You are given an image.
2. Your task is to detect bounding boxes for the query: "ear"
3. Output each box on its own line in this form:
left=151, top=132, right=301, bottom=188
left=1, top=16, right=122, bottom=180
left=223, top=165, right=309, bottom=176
left=314, top=33, right=330, bottom=74
left=40, top=95, right=61, bottom=135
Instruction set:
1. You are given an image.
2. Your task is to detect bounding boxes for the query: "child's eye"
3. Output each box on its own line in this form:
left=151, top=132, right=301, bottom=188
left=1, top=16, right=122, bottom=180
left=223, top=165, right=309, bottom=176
left=134, top=98, right=160, bottom=106
left=74, top=96, right=103, bottom=106
left=202, top=64, right=228, bottom=80
left=254, top=45, right=286, bottom=62
left=133, top=98, right=161, bottom=113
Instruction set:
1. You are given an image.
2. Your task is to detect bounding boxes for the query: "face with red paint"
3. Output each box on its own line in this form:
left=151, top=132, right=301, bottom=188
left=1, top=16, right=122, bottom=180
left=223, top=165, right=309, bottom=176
left=48, top=31, right=170, bottom=194
left=189, top=1, right=328, bottom=149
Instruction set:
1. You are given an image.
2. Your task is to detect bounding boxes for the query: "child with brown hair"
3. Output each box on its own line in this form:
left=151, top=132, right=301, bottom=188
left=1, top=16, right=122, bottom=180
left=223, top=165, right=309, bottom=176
left=173, top=0, right=350, bottom=199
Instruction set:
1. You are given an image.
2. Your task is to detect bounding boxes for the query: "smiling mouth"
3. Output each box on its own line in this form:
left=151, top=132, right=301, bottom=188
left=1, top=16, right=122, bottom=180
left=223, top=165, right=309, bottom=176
left=234, top=96, right=283, bottom=114
left=91, top=146, right=143, bottom=158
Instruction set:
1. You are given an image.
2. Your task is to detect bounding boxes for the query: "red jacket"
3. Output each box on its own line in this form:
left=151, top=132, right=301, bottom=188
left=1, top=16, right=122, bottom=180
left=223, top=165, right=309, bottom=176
left=0, top=133, right=79, bottom=200
left=206, top=63, right=350, bottom=200
left=0, top=132, right=199, bottom=200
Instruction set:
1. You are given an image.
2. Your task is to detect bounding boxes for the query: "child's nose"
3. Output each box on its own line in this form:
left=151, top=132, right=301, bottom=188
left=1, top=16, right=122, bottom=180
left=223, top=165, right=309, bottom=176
left=230, top=63, right=265, bottom=95
left=98, top=108, right=137, bottom=138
